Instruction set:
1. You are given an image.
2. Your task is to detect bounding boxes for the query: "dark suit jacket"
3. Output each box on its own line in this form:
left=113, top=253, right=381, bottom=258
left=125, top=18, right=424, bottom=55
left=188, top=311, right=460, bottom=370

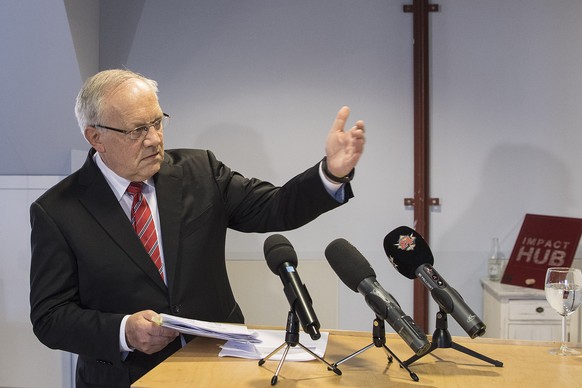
left=30, top=148, right=352, bottom=387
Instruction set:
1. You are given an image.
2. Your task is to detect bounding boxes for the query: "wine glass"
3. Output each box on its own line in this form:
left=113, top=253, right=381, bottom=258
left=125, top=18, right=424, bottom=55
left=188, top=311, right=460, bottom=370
left=544, top=267, right=582, bottom=356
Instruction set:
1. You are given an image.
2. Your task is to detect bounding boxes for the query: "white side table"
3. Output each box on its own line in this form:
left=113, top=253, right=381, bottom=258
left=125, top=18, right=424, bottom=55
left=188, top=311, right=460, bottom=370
left=481, top=278, right=581, bottom=341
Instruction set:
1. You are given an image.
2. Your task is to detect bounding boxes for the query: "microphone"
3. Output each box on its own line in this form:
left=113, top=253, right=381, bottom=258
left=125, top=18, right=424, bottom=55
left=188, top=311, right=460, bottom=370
left=383, top=226, right=487, bottom=339
left=324, top=238, right=430, bottom=355
left=264, top=234, right=321, bottom=340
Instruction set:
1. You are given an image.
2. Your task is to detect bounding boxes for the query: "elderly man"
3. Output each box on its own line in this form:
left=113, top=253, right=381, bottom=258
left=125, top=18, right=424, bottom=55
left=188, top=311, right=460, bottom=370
left=30, top=69, right=365, bottom=387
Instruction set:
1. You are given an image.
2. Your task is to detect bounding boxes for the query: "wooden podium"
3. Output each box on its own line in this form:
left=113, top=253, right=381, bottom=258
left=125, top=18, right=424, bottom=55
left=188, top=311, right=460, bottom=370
left=133, top=329, right=582, bottom=387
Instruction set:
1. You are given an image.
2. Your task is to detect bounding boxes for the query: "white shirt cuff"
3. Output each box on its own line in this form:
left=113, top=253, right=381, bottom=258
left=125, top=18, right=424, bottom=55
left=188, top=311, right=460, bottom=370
left=119, top=315, right=134, bottom=353
left=319, top=161, right=345, bottom=201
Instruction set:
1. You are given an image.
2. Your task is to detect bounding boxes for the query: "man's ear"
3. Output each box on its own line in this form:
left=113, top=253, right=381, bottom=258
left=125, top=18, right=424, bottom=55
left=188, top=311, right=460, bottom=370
left=84, top=126, right=105, bottom=152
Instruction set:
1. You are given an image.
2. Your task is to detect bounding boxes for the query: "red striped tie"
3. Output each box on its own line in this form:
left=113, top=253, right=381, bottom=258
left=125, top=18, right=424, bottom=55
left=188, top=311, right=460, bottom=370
left=127, top=182, right=164, bottom=280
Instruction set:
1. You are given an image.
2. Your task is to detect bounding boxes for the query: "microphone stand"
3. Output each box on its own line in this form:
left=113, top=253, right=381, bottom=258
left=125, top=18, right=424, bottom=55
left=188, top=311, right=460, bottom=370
left=258, top=310, right=341, bottom=385
left=329, top=317, right=419, bottom=382
left=402, top=309, right=503, bottom=368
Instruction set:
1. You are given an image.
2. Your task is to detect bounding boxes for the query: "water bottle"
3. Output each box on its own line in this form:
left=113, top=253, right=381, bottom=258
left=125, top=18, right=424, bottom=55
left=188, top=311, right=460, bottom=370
left=488, top=237, right=503, bottom=281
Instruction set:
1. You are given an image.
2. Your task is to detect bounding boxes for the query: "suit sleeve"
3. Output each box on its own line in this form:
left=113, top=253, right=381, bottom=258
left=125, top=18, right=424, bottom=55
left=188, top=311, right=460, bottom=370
left=207, top=151, right=354, bottom=232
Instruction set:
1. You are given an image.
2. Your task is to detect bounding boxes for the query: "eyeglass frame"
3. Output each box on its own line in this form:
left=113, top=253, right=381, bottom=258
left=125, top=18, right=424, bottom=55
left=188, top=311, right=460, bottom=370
left=93, top=113, right=170, bottom=140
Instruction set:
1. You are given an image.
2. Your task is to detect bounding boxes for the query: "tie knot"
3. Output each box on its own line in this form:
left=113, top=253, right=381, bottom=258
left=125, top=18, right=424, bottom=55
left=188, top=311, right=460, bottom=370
left=127, top=182, right=144, bottom=196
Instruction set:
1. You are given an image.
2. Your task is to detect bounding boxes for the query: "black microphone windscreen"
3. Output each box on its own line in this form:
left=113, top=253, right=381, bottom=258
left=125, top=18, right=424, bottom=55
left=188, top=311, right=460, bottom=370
left=325, top=238, right=376, bottom=292
left=383, top=226, right=434, bottom=279
left=264, top=234, right=298, bottom=274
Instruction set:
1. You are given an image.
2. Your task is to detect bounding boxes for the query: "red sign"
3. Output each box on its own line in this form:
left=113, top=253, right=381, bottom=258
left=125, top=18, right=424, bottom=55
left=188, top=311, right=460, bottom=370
left=501, top=214, right=582, bottom=289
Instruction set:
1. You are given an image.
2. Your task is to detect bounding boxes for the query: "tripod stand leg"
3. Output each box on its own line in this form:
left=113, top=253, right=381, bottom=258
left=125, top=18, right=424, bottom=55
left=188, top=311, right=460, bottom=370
left=330, top=318, right=420, bottom=382
left=260, top=310, right=341, bottom=384
left=270, top=344, right=292, bottom=385
left=403, top=340, right=437, bottom=367
left=383, top=345, right=419, bottom=381
left=296, top=343, right=342, bottom=375
left=260, top=342, right=341, bottom=385
left=404, top=311, right=503, bottom=368
left=258, top=342, right=287, bottom=366
left=331, top=343, right=374, bottom=368
left=450, top=342, right=503, bottom=367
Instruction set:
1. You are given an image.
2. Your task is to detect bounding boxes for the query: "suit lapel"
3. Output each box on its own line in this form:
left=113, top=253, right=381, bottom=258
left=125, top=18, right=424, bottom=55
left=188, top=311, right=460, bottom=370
left=154, top=155, right=184, bottom=291
left=78, top=150, right=167, bottom=291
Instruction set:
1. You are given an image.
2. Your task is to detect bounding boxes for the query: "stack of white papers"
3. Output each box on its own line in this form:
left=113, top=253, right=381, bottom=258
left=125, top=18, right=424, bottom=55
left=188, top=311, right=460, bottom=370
left=219, top=330, right=329, bottom=361
left=157, top=314, right=329, bottom=361
left=158, top=313, right=260, bottom=343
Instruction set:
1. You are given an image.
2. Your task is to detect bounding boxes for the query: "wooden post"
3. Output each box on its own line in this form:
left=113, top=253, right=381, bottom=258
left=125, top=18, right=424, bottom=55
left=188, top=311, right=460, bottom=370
left=403, top=0, right=439, bottom=332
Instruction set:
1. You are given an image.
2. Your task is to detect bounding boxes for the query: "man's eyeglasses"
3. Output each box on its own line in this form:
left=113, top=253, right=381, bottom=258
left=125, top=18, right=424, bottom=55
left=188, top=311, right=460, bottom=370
left=94, top=113, right=170, bottom=140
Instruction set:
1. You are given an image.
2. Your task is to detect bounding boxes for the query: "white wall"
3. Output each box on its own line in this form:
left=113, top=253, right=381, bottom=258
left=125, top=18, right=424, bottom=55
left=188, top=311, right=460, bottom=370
left=0, top=1, right=98, bottom=387
left=0, top=0, right=98, bottom=175
left=98, top=0, right=582, bottom=336
left=0, top=177, right=71, bottom=388
left=429, top=0, right=582, bottom=327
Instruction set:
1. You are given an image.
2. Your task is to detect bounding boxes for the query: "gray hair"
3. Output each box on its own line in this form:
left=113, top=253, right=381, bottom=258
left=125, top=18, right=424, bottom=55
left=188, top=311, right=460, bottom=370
left=75, top=69, right=159, bottom=136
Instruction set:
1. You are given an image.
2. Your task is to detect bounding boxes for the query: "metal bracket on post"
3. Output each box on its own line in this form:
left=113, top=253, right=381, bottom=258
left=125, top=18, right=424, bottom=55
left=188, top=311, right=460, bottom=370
left=403, top=197, right=440, bottom=207
left=403, top=4, right=440, bottom=12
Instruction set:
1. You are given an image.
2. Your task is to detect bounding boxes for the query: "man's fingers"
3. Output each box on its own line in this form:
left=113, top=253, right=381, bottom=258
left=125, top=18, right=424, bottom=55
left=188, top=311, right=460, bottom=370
left=149, top=314, right=163, bottom=326
left=154, top=326, right=180, bottom=338
left=330, top=106, right=351, bottom=133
